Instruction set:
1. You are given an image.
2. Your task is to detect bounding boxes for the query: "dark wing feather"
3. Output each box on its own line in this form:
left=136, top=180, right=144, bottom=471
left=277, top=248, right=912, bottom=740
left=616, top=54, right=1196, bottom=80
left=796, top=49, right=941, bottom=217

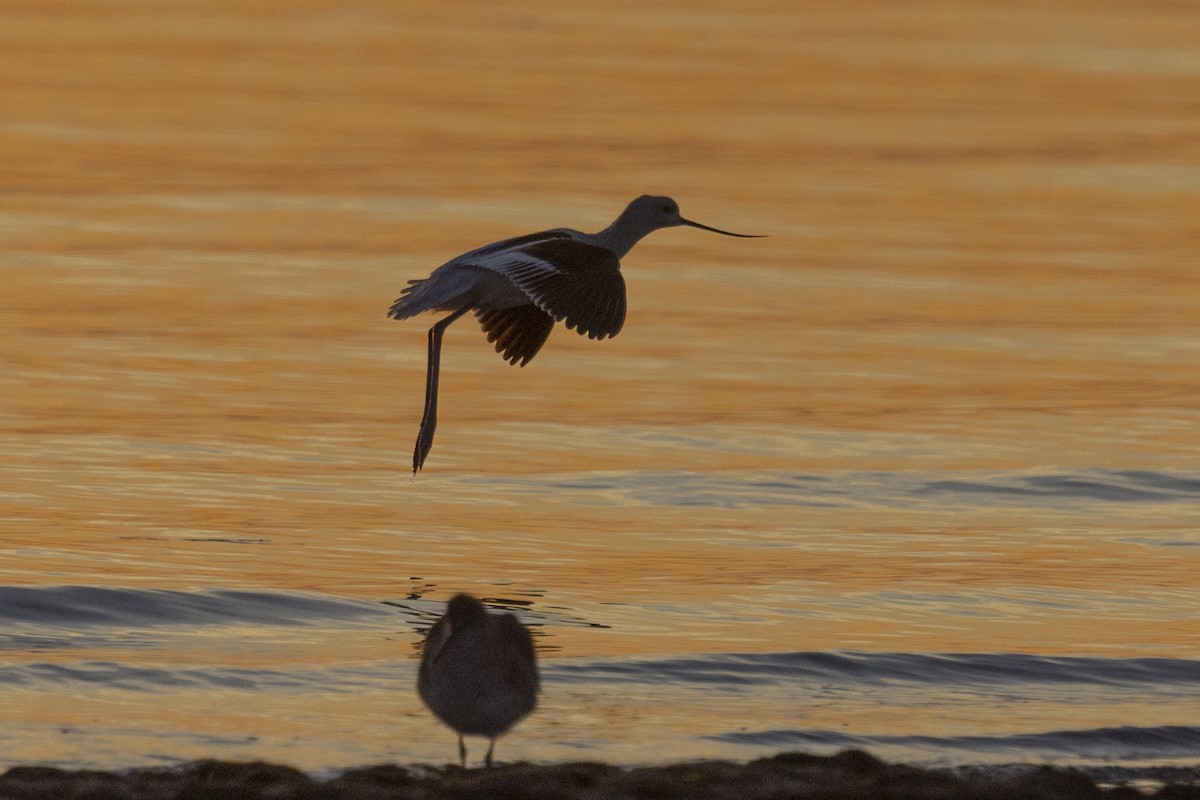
left=495, top=613, right=540, bottom=696
left=475, top=305, right=555, bottom=366
left=499, top=239, right=626, bottom=340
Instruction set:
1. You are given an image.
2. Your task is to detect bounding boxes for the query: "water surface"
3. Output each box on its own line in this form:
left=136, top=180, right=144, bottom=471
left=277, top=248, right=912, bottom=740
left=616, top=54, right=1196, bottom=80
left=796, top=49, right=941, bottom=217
left=3, top=0, right=1199, bottom=779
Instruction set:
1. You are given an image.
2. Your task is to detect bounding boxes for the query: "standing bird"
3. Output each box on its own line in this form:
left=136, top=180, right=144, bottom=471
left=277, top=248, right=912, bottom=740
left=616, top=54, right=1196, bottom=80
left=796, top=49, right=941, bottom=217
left=388, top=195, right=764, bottom=472
left=417, top=594, right=540, bottom=767
left=418, top=593, right=539, bottom=768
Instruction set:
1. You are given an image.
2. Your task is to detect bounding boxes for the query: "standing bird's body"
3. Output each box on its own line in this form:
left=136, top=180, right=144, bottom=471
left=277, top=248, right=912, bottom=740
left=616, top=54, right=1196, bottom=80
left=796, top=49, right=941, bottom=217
left=388, top=195, right=763, bottom=472
left=418, top=594, right=539, bottom=768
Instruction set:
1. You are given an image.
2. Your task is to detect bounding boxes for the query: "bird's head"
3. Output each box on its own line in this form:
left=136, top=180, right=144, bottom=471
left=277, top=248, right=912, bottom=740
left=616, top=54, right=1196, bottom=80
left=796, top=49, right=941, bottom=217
left=445, top=593, right=489, bottom=627
left=622, top=195, right=764, bottom=238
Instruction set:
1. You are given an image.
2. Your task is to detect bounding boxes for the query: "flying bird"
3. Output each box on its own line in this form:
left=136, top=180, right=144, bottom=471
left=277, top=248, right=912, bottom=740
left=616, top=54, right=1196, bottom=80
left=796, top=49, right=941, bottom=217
left=388, top=195, right=763, bottom=472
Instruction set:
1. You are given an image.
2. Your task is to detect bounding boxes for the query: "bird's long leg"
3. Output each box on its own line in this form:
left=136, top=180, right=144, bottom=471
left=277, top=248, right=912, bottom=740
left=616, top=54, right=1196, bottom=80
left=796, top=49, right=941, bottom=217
left=485, top=738, right=495, bottom=768
left=414, top=307, right=471, bottom=473
left=458, top=735, right=467, bottom=768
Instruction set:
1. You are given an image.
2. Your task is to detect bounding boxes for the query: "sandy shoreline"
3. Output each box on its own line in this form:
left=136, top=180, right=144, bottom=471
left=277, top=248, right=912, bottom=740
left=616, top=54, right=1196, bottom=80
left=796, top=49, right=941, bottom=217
left=2, top=751, right=1197, bottom=800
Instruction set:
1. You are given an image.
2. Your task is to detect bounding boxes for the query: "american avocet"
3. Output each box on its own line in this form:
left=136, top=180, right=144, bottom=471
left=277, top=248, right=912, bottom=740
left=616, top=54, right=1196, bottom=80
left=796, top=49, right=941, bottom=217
left=388, top=195, right=763, bottom=472
left=418, top=594, right=539, bottom=768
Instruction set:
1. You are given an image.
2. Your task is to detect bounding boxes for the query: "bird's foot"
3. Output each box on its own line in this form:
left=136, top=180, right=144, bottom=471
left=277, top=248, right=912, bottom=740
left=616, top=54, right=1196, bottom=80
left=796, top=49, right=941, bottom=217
left=413, top=418, right=436, bottom=473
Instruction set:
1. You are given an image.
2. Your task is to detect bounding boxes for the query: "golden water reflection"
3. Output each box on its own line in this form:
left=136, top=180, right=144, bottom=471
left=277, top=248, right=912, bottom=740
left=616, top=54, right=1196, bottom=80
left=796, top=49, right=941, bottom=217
left=3, top=0, right=1200, bottom=770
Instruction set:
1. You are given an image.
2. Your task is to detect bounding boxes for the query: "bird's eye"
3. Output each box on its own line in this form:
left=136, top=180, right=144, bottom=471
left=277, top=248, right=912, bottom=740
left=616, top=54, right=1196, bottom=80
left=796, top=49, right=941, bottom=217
left=662, top=204, right=674, bottom=213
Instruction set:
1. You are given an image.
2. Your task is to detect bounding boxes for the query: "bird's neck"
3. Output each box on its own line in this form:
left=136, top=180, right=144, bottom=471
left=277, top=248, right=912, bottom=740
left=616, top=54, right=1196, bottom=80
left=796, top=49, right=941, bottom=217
left=589, top=218, right=656, bottom=259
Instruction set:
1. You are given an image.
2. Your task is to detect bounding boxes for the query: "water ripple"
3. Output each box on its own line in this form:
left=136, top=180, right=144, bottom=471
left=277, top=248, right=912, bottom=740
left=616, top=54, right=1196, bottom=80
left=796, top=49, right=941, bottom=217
left=0, top=660, right=389, bottom=693
left=0, top=586, right=391, bottom=629
left=921, top=470, right=1200, bottom=504
left=712, top=725, right=1200, bottom=766
left=548, top=651, right=1200, bottom=690
left=455, top=468, right=1200, bottom=510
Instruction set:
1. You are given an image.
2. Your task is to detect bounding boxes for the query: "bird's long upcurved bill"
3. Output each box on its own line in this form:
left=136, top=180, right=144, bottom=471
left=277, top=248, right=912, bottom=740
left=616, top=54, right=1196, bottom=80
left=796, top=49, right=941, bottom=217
left=680, top=218, right=766, bottom=238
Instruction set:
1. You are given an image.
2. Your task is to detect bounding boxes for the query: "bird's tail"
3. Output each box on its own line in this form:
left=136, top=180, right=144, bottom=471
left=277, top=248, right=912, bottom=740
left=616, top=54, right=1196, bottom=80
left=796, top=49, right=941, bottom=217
left=387, top=279, right=433, bottom=320
left=388, top=269, right=482, bottom=320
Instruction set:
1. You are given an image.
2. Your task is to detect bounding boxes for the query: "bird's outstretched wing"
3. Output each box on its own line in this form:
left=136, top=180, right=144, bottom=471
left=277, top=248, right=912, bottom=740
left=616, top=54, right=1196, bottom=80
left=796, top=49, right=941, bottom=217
left=474, top=305, right=555, bottom=366
left=474, top=235, right=627, bottom=340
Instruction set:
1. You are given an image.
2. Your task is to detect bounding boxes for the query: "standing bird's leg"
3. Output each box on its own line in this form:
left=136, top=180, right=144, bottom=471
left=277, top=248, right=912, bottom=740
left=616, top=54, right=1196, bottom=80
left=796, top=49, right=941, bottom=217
left=484, top=738, right=495, bottom=768
left=414, top=307, right=471, bottom=473
left=458, top=734, right=467, bottom=768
